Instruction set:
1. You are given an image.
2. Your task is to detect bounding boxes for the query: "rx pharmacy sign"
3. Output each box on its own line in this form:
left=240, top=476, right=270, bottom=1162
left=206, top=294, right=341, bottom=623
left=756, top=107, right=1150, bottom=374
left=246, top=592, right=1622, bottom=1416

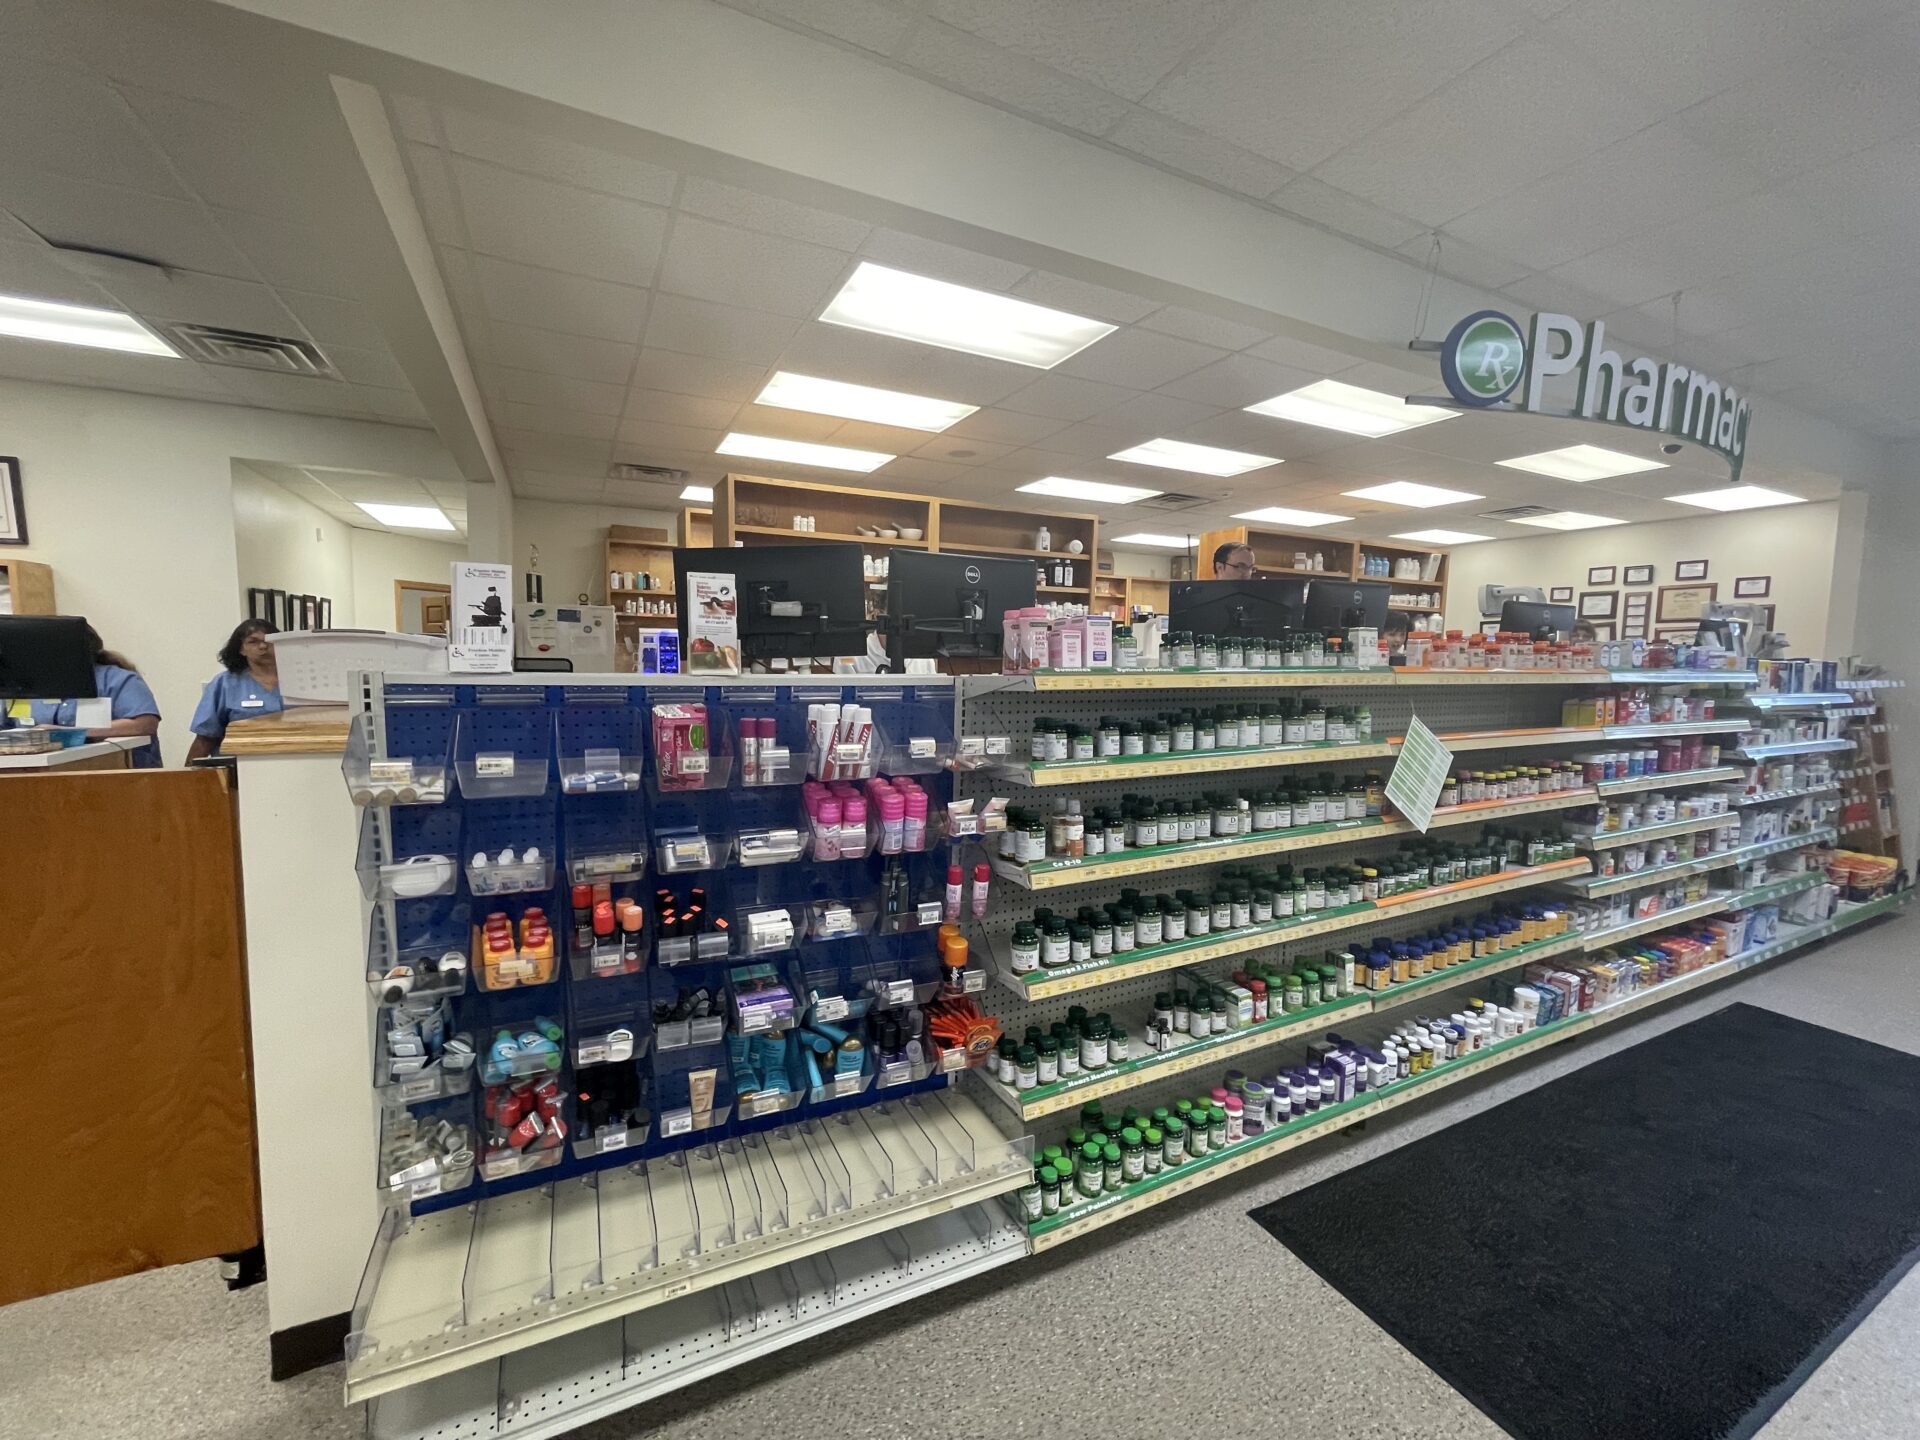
left=1433, top=309, right=1751, bottom=479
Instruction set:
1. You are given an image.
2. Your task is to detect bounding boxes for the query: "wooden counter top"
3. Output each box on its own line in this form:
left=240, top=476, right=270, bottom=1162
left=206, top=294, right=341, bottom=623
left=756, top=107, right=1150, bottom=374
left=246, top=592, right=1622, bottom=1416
left=224, top=705, right=351, bottom=756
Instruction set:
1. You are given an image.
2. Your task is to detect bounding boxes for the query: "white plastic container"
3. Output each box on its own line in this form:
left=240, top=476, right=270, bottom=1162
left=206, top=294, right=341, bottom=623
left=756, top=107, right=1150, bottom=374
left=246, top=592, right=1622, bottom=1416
left=274, top=630, right=449, bottom=704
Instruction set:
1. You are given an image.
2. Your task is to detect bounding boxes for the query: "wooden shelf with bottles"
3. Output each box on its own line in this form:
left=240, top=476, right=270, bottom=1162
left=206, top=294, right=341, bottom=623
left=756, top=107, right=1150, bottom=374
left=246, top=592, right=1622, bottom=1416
left=605, top=525, right=677, bottom=617
left=1198, top=526, right=1449, bottom=613
left=680, top=506, right=711, bottom=548
left=1093, top=571, right=1171, bottom=620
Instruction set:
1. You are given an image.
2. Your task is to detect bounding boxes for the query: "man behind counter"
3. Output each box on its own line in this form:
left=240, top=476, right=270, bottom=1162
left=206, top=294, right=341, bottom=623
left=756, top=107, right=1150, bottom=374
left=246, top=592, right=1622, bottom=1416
left=1212, top=541, right=1255, bottom=578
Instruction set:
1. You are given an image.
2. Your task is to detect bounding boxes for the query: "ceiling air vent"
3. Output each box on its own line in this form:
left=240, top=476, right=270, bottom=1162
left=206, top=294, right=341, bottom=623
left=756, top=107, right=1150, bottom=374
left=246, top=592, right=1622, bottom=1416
left=1478, top=503, right=1557, bottom=521
left=161, top=323, right=338, bottom=378
left=609, top=463, right=691, bottom=483
left=1137, top=491, right=1210, bottom=512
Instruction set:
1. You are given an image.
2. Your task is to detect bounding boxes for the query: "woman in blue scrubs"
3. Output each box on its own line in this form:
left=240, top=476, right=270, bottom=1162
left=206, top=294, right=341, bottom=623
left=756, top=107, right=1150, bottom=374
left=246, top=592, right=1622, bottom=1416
left=29, top=625, right=163, bottom=767
left=187, top=619, right=283, bottom=759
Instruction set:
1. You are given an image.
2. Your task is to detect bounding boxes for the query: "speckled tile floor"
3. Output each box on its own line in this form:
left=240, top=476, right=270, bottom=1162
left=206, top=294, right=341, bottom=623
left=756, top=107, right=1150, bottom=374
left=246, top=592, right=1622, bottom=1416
left=3, top=920, right=1915, bottom=1440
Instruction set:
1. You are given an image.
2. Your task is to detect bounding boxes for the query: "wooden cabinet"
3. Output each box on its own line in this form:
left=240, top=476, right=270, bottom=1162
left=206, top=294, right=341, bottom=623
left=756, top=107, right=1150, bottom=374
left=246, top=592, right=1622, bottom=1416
left=1093, top=573, right=1171, bottom=620
left=1198, top=526, right=1449, bottom=616
left=605, top=524, right=677, bottom=621
left=0, top=558, right=55, bottom=614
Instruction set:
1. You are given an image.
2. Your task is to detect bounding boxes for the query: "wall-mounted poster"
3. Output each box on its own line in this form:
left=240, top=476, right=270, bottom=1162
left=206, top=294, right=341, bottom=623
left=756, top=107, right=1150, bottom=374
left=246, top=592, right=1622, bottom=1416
left=0, top=457, right=24, bottom=545
left=1733, top=575, right=1771, bottom=599
left=1579, top=590, right=1618, bottom=620
left=1657, top=583, right=1718, bottom=623
left=1623, top=564, right=1654, bottom=585
left=1549, top=586, right=1574, bottom=603
left=1586, top=565, right=1616, bottom=586
left=1675, top=559, right=1709, bottom=581
left=1588, top=621, right=1617, bottom=642
left=1622, top=613, right=1649, bottom=640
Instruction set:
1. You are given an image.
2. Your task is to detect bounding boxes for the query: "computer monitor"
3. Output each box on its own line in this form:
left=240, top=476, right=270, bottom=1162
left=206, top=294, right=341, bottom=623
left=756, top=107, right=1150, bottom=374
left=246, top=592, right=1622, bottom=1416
left=1500, top=599, right=1577, bottom=641
left=672, top=543, right=869, bottom=662
left=0, top=616, right=98, bottom=701
left=1303, top=578, right=1391, bottom=633
left=885, top=549, right=1036, bottom=661
left=1168, top=579, right=1309, bottom=636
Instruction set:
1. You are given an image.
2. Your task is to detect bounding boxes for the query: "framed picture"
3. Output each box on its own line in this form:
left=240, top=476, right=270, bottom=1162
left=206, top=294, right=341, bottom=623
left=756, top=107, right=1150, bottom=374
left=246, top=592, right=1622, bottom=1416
left=1586, top=565, right=1616, bottom=586
left=0, top=457, right=24, bottom=545
left=1587, top=620, right=1617, bottom=642
left=1656, top=627, right=1698, bottom=645
left=1578, top=590, right=1618, bottom=620
left=1755, top=604, right=1776, bottom=631
left=317, top=597, right=334, bottom=630
left=247, top=587, right=277, bottom=623
left=1675, top=559, right=1709, bottom=582
left=1734, top=575, right=1771, bottom=599
left=1658, top=583, right=1718, bottom=623
left=1623, top=564, right=1654, bottom=586
left=1479, top=620, right=1500, bottom=637
left=1622, top=614, right=1649, bottom=640
left=1549, top=586, right=1574, bottom=603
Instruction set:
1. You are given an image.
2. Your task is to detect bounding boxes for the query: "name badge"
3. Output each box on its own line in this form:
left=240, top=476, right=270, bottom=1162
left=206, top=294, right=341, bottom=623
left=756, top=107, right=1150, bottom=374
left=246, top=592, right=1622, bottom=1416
left=241, top=698, right=266, bottom=708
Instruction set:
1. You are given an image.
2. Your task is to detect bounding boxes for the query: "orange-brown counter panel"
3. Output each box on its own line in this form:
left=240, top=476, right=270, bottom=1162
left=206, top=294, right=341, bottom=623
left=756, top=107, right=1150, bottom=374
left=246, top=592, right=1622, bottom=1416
left=0, top=767, right=259, bottom=1304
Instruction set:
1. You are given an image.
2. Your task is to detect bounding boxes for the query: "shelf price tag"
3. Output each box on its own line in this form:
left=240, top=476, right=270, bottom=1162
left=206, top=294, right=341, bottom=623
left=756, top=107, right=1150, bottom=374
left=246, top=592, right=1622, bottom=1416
left=661, top=1108, right=694, bottom=1138
left=879, top=978, right=916, bottom=1006
left=676, top=753, right=710, bottom=777
left=474, top=752, right=517, bottom=778
left=597, top=1130, right=629, bottom=1154
left=915, top=901, right=944, bottom=927
left=833, top=1072, right=863, bottom=1096
left=368, top=759, right=415, bottom=785
left=908, top=736, right=938, bottom=759
left=1384, top=715, right=1453, bottom=833
left=576, top=1041, right=609, bottom=1067
left=407, top=1175, right=443, bottom=1200
left=878, top=1061, right=910, bottom=1087
left=962, top=969, right=987, bottom=994
left=813, top=995, right=850, bottom=1024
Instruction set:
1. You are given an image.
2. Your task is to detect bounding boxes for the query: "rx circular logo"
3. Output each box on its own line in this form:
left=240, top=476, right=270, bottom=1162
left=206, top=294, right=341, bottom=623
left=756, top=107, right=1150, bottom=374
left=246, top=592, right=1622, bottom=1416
left=964, top=565, right=981, bottom=584
left=1441, top=309, right=1525, bottom=406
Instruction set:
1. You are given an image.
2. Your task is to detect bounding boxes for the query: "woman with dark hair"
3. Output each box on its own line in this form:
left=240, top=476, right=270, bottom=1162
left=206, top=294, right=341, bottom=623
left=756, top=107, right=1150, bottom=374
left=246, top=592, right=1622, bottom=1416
left=186, top=618, right=282, bottom=760
left=28, top=624, right=163, bottom=767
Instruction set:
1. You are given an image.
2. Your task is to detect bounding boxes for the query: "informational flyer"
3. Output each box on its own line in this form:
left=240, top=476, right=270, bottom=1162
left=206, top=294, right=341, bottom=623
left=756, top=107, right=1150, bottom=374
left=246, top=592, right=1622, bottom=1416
left=685, top=571, right=740, bottom=674
left=1384, top=714, right=1453, bottom=832
left=449, top=561, right=513, bottom=673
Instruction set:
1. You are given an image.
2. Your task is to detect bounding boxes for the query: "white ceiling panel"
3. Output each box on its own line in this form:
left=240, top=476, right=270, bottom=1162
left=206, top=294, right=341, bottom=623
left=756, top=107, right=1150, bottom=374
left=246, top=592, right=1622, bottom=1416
left=1674, top=52, right=1920, bottom=177
left=855, top=228, right=1029, bottom=290
left=1267, top=175, right=1427, bottom=251
left=436, top=106, right=678, bottom=205
left=0, top=237, right=123, bottom=309
left=657, top=215, right=851, bottom=317
left=492, top=429, right=617, bottom=465
left=622, top=388, right=740, bottom=430
left=614, top=418, right=727, bottom=453
left=643, top=292, right=802, bottom=367
left=482, top=321, right=636, bottom=386
left=722, top=403, right=848, bottom=443
left=403, top=143, right=467, bottom=246
left=118, top=85, right=330, bottom=223
left=909, top=434, right=1017, bottom=467
left=213, top=207, right=363, bottom=298
left=677, top=175, right=872, bottom=251
left=997, top=372, right=1140, bottom=421
left=939, top=407, right=1070, bottom=447
left=892, top=20, right=1133, bottom=136
left=1090, top=389, right=1221, bottom=435
left=355, top=386, right=431, bottom=424
left=6, top=170, right=249, bottom=278
left=1157, top=352, right=1321, bottom=408
left=1392, top=233, right=1530, bottom=292
left=482, top=363, right=628, bottom=416
left=1103, top=110, right=1296, bottom=200
left=1055, top=326, right=1224, bottom=389
left=96, top=267, right=297, bottom=336
left=925, top=0, right=1242, bottom=101
left=471, top=251, right=651, bottom=343
left=325, top=344, right=411, bottom=391
left=1137, top=305, right=1269, bottom=353
left=451, top=156, right=669, bottom=285
left=496, top=400, right=618, bottom=441
left=774, top=321, right=1031, bottom=405
left=1144, top=0, right=1523, bottom=171
left=626, top=348, right=771, bottom=403
left=1007, top=270, right=1160, bottom=324
left=0, top=67, right=186, bottom=198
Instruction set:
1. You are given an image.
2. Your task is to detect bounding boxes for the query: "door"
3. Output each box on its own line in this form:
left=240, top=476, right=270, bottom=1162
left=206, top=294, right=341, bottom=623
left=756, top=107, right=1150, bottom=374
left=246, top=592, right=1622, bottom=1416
left=0, top=767, right=259, bottom=1302
left=396, top=579, right=452, bottom=635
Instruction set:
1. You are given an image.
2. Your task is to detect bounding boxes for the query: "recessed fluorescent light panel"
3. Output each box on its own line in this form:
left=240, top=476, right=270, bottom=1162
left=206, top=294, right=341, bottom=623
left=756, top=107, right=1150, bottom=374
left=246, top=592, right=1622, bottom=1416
left=1232, top=506, right=1349, bottom=528
left=1017, top=476, right=1162, bottom=504
left=1392, top=528, right=1493, bottom=544
left=1496, top=444, right=1667, bottom=481
left=1665, top=485, right=1805, bottom=512
left=356, top=502, right=454, bottom=531
left=0, top=291, right=177, bottom=356
left=753, top=370, right=977, bottom=433
left=1246, top=379, right=1456, bottom=436
left=680, top=484, right=714, bottom=502
left=1344, top=481, right=1483, bottom=508
left=1108, top=437, right=1280, bottom=477
left=715, top=432, right=894, bottom=474
left=818, top=261, right=1115, bottom=368
left=1108, top=532, right=1192, bottom=548
left=1506, top=511, right=1627, bottom=531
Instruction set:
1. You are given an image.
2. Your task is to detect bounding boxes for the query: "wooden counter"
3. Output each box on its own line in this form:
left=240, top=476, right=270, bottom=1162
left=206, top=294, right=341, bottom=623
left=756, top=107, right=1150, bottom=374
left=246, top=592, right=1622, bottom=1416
left=224, top=704, right=350, bottom=756
left=0, top=736, right=149, bottom=771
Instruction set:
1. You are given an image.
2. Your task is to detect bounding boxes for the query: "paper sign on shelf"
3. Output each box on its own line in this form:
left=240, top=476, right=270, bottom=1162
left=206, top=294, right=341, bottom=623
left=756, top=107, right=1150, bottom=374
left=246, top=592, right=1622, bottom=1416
left=685, top=571, right=740, bottom=673
left=1384, top=715, right=1453, bottom=833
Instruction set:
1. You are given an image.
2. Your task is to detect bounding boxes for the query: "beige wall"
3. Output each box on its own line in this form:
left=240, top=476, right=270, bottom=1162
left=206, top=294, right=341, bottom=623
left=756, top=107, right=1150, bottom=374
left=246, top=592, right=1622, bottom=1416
left=514, top=497, right=680, bottom=606
left=346, top=525, right=467, bottom=631
left=230, top=461, right=358, bottom=628
left=0, top=377, right=460, bottom=764
left=1443, top=502, right=1845, bottom=654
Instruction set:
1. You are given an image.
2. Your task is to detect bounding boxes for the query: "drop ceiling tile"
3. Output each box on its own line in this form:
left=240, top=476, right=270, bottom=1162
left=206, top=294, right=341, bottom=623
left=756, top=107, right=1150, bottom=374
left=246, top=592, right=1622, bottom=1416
left=1675, top=52, right=1920, bottom=177
left=325, top=345, right=411, bottom=391
left=615, top=418, right=727, bottom=453
left=1169, top=407, right=1311, bottom=452
left=1102, top=111, right=1297, bottom=199
left=875, top=455, right=976, bottom=491
left=623, top=389, right=740, bottom=429
left=1056, top=327, right=1225, bottom=389
left=1007, top=270, right=1159, bottom=325
left=658, top=215, right=851, bottom=318
left=1137, top=305, right=1270, bottom=353
left=1312, top=39, right=1649, bottom=226
left=0, top=334, right=219, bottom=393
left=470, top=252, right=650, bottom=344
left=627, top=347, right=770, bottom=402
left=823, top=418, right=940, bottom=453
left=909, top=435, right=1017, bottom=467
left=998, top=373, right=1140, bottom=421
left=403, top=143, right=467, bottom=247
left=437, top=107, right=678, bottom=204
left=6, top=171, right=250, bottom=279
left=118, top=85, right=329, bottom=222
left=388, top=94, right=438, bottom=145
left=1267, top=175, right=1429, bottom=251
left=643, top=293, right=801, bottom=367
left=1144, top=0, right=1523, bottom=171
left=497, top=400, right=618, bottom=441
left=1395, top=233, right=1531, bottom=291
left=941, top=407, right=1072, bottom=447
left=214, top=207, right=361, bottom=296
left=725, top=403, right=849, bottom=442
left=209, top=368, right=369, bottom=414
left=776, top=322, right=1030, bottom=405
left=355, top=387, right=432, bottom=424
left=894, top=19, right=1134, bottom=136
left=0, top=66, right=185, bottom=197
left=926, top=0, right=1242, bottom=100
left=1244, top=332, right=1369, bottom=376
left=92, top=268, right=293, bottom=339
left=1545, top=0, right=1846, bottom=110
left=678, top=175, right=872, bottom=250
left=1032, top=417, right=1154, bottom=456
left=857, top=229, right=1029, bottom=290
left=484, top=322, right=636, bottom=386
left=1096, top=390, right=1223, bottom=434
left=1770, top=136, right=1920, bottom=243
left=452, top=157, right=669, bottom=286
left=495, top=430, right=617, bottom=465
left=1158, top=352, right=1321, bottom=408
left=483, top=363, right=627, bottom=415
left=0, top=238, right=120, bottom=309
left=724, top=0, right=915, bottom=56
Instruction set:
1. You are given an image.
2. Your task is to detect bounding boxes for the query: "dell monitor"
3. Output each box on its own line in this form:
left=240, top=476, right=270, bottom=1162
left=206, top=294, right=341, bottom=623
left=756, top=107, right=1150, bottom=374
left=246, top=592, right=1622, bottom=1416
left=1500, top=599, right=1577, bottom=641
left=885, top=549, right=1036, bottom=662
left=673, top=543, right=869, bottom=663
left=1168, top=578, right=1309, bottom=637
left=0, top=616, right=98, bottom=702
left=1303, top=578, right=1391, bottom=633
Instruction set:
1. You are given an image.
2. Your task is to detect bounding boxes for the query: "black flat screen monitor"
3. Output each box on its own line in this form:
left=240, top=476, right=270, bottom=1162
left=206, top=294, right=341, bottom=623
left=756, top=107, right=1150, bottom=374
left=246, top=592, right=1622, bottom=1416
left=1168, top=579, right=1309, bottom=636
left=885, top=550, right=1036, bottom=660
left=673, top=543, right=869, bottom=663
left=1303, top=578, right=1391, bottom=632
left=1500, top=600, right=1577, bottom=641
left=0, top=616, right=98, bottom=701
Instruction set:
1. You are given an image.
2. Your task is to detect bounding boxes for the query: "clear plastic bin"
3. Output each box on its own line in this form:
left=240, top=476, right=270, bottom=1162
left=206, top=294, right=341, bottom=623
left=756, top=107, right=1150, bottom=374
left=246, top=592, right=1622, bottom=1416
left=354, top=805, right=462, bottom=901
left=464, top=852, right=555, bottom=897
left=478, top=1073, right=570, bottom=1181
left=377, top=1093, right=475, bottom=1201
left=342, top=709, right=451, bottom=807
left=364, top=903, right=470, bottom=1008
left=374, top=999, right=476, bottom=1106
left=654, top=829, right=726, bottom=875
left=567, top=847, right=649, bottom=885
left=453, top=698, right=553, bottom=800
left=734, top=824, right=806, bottom=868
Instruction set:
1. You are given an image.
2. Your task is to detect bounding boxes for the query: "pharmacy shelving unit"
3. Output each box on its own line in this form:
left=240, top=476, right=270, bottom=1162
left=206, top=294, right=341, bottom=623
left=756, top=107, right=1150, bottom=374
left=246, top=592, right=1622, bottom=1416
left=1834, top=678, right=1904, bottom=862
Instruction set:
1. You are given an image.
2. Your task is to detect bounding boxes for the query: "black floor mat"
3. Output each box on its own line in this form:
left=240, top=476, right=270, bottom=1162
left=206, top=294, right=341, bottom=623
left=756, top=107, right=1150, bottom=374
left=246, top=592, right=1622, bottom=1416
left=1249, top=1003, right=1920, bottom=1440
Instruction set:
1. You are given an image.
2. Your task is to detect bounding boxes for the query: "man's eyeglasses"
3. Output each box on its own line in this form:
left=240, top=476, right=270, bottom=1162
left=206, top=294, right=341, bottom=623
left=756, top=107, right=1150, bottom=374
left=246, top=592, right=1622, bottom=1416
left=1220, top=560, right=1255, bottom=576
